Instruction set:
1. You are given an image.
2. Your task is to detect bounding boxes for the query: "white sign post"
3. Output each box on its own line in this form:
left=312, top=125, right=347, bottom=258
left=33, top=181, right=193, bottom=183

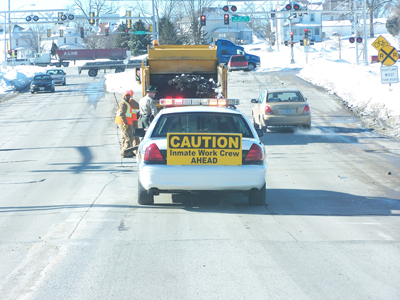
left=381, top=66, right=399, bottom=84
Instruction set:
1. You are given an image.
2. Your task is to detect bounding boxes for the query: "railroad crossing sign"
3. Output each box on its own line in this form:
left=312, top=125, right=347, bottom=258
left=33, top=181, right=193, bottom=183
left=378, top=46, right=399, bottom=66
left=372, top=35, right=390, bottom=51
left=232, top=16, right=250, bottom=22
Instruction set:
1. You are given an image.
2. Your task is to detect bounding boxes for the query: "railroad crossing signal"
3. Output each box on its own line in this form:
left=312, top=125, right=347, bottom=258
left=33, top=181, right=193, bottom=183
left=349, top=37, right=355, bottom=43
left=89, top=12, right=95, bottom=25
left=378, top=46, right=399, bottom=66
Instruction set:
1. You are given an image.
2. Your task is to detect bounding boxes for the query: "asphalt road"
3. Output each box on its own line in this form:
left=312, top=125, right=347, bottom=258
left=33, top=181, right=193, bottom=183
left=0, top=67, right=399, bottom=299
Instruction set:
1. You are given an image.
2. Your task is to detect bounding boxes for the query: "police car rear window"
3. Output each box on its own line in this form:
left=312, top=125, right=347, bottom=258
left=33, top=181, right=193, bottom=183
left=152, top=112, right=254, bottom=138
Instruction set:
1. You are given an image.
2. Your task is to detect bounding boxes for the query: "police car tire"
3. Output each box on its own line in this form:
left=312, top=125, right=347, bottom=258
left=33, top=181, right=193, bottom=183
left=138, top=179, right=154, bottom=205
left=249, top=183, right=266, bottom=206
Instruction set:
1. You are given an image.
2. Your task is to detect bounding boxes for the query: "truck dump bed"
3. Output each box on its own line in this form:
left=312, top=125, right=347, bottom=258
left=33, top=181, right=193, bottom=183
left=142, top=44, right=227, bottom=99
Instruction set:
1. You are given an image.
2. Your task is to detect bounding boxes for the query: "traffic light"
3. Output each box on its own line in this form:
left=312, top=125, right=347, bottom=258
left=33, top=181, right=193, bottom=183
left=80, top=27, right=84, bottom=38
left=224, top=14, right=229, bottom=25
left=47, top=29, right=51, bottom=37
left=349, top=37, right=355, bottom=43
left=304, top=28, right=308, bottom=39
left=125, top=28, right=129, bottom=36
left=284, top=41, right=289, bottom=46
left=8, top=50, right=12, bottom=56
left=89, top=12, right=95, bottom=25
left=126, top=11, right=131, bottom=29
left=356, top=37, right=363, bottom=43
left=300, top=40, right=304, bottom=46
left=223, top=6, right=229, bottom=12
left=60, top=30, right=63, bottom=37
left=200, top=15, right=206, bottom=26
left=290, top=31, right=294, bottom=46
left=105, top=28, right=109, bottom=36
left=58, top=12, right=63, bottom=22
left=271, top=11, right=276, bottom=18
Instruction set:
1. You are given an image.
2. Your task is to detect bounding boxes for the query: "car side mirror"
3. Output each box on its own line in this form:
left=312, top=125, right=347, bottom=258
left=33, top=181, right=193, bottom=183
left=251, top=99, right=257, bottom=103
left=255, top=129, right=264, bottom=137
left=133, top=128, right=146, bottom=137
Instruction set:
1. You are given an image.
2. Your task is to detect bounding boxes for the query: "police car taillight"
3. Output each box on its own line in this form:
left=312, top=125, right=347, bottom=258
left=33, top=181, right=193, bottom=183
left=144, top=143, right=165, bottom=163
left=244, top=144, right=263, bottom=163
left=159, top=98, right=239, bottom=107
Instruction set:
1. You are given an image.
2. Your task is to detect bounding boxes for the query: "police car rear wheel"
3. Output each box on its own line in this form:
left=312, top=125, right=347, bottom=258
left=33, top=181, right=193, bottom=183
left=138, top=179, right=154, bottom=205
left=249, top=183, right=266, bottom=206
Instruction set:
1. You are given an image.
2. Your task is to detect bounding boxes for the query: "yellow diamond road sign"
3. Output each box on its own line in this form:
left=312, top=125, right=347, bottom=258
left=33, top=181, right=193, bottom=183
left=372, top=35, right=390, bottom=51
left=378, top=46, right=399, bottom=66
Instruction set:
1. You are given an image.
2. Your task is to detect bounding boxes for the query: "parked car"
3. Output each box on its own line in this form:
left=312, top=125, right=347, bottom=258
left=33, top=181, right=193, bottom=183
left=251, top=89, right=311, bottom=131
left=46, top=69, right=66, bottom=85
left=227, top=55, right=248, bottom=72
left=30, top=74, right=55, bottom=94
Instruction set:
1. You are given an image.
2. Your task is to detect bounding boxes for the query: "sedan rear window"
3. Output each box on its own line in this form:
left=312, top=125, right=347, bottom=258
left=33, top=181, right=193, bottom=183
left=33, top=75, right=52, bottom=81
left=267, top=92, right=304, bottom=102
left=152, top=112, right=254, bottom=138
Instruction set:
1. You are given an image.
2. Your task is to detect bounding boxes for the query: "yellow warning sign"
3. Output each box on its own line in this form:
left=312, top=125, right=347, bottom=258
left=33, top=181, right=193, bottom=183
left=378, top=46, right=399, bottom=66
left=167, top=133, right=242, bottom=166
left=372, top=35, right=390, bottom=51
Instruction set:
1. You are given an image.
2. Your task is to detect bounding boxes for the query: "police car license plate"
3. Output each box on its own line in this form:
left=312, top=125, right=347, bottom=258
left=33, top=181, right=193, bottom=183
left=39, top=87, right=45, bottom=90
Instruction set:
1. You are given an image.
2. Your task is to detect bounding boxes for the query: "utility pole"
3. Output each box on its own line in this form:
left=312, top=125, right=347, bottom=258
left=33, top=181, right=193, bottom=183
left=8, top=0, right=13, bottom=68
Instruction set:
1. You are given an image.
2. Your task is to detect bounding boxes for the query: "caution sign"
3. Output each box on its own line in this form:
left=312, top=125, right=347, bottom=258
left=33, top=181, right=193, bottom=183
left=378, top=46, right=399, bottom=66
left=167, top=133, right=242, bottom=166
left=372, top=35, right=390, bottom=51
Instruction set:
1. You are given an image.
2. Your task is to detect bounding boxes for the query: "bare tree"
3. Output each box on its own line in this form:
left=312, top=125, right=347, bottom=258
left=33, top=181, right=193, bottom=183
left=83, top=34, right=116, bottom=49
left=366, top=0, right=396, bottom=37
left=72, top=0, right=120, bottom=26
left=21, top=24, right=48, bottom=54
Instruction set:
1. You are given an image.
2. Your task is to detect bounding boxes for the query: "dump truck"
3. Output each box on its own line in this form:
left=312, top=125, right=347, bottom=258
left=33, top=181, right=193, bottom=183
left=139, top=44, right=229, bottom=105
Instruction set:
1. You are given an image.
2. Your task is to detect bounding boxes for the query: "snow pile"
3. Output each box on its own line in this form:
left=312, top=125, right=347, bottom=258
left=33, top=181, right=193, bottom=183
left=0, top=66, right=45, bottom=94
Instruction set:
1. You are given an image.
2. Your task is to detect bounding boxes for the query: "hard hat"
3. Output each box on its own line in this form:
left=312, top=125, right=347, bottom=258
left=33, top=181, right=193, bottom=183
left=123, top=90, right=134, bottom=97
left=146, top=85, right=157, bottom=93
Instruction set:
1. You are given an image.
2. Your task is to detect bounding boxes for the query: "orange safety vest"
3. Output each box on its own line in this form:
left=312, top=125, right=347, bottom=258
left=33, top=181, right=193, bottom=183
left=115, top=100, right=138, bottom=125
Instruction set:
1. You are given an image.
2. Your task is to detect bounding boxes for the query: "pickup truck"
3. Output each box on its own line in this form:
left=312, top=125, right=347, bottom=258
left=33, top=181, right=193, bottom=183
left=215, top=39, right=261, bottom=71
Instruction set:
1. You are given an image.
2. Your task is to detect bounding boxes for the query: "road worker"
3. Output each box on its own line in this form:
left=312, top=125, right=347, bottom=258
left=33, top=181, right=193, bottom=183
left=138, top=85, right=158, bottom=129
left=115, top=90, right=140, bottom=158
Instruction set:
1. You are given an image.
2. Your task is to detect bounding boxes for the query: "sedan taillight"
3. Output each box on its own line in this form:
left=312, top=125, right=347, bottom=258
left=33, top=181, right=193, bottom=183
left=265, top=106, right=273, bottom=115
left=302, top=104, right=310, bottom=115
left=244, top=144, right=263, bottom=163
left=144, top=143, right=165, bottom=163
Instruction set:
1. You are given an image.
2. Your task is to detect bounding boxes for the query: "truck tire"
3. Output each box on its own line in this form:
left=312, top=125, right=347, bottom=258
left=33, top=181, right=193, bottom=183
left=62, top=62, right=69, bottom=67
left=248, top=183, right=266, bottom=206
left=55, top=62, right=61, bottom=68
left=138, top=179, right=154, bottom=205
left=88, top=69, right=98, bottom=77
left=115, top=68, right=124, bottom=73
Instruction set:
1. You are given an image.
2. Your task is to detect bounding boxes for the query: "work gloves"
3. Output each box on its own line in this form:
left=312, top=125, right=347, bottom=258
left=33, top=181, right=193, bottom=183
left=123, top=124, right=129, bottom=131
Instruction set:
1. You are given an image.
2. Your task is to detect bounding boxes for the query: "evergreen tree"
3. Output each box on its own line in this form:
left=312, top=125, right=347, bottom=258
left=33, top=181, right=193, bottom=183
left=386, top=16, right=400, bottom=37
left=129, top=20, right=152, bottom=56
left=114, top=24, right=131, bottom=50
left=159, top=16, right=182, bottom=45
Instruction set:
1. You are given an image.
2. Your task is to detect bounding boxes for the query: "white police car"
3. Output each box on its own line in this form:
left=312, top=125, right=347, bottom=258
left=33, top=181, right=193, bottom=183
left=135, top=98, right=267, bottom=206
